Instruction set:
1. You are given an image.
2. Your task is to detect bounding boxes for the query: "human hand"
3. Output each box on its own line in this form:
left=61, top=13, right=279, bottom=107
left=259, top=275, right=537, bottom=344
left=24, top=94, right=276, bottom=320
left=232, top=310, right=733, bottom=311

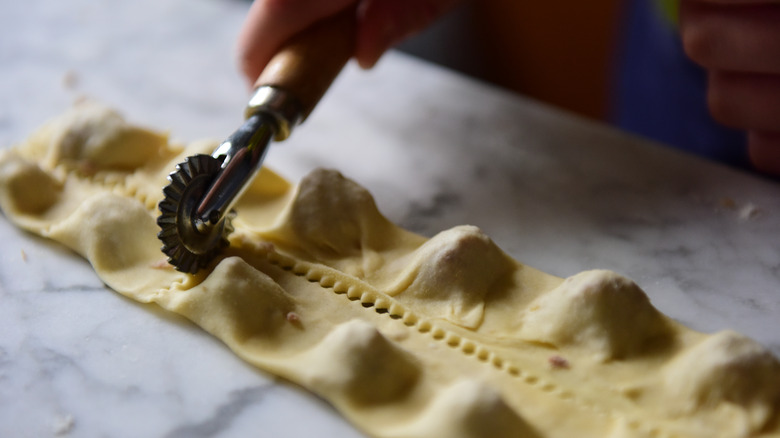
left=237, top=0, right=457, bottom=84
left=680, top=0, right=780, bottom=176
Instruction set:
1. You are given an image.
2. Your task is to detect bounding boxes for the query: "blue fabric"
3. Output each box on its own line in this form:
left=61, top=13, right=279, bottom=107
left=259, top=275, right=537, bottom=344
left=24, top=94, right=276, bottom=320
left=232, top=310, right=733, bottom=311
left=611, top=0, right=750, bottom=169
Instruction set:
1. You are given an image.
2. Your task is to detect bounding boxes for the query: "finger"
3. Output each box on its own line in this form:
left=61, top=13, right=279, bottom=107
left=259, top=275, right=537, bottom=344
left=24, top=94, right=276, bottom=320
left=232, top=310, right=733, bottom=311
left=680, top=1, right=780, bottom=74
left=237, top=0, right=357, bottom=84
left=748, top=130, right=780, bottom=176
left=355, top=0, right=458, bottom=69
left=707, top=71, right=780, bottom=131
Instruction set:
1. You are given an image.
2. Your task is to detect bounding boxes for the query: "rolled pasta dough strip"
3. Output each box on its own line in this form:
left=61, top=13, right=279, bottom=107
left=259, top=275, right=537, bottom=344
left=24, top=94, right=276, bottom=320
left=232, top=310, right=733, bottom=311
left=1, top=103, right=778, bottom=438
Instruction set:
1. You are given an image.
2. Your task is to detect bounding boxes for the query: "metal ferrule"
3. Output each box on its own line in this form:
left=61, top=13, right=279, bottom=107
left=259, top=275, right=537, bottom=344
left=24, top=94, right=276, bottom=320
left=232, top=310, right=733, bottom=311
left=245, top=85, right=303, bottom=141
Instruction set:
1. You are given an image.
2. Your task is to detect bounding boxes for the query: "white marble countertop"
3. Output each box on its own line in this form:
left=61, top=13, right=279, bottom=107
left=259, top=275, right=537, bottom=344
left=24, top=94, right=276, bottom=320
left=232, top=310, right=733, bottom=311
left=2, top=0, right=779, bottom=437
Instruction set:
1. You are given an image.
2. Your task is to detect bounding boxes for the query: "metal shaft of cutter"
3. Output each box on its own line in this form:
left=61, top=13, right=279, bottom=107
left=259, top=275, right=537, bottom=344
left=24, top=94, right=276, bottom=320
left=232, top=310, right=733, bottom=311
left=194, top=86, right=303, bottom=233
left=194, top=113, right=276, bottom=232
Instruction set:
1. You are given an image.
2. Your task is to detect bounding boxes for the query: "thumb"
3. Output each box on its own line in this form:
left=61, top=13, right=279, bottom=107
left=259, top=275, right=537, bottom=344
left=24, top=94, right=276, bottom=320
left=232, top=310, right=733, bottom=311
left=355, top=0, right=459, bottom=69
left=237, top=0, right=357, bottom=85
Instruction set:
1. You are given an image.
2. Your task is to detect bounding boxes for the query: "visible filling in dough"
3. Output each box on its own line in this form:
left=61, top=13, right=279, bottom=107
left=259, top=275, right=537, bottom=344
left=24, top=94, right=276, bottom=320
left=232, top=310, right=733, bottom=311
left=1, top=102, right=778, bottom=438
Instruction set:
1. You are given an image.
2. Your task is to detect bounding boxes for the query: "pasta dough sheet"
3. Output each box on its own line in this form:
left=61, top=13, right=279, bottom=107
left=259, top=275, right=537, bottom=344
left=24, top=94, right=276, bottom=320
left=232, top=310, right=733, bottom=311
left=1, top=102, right=779, bottom=438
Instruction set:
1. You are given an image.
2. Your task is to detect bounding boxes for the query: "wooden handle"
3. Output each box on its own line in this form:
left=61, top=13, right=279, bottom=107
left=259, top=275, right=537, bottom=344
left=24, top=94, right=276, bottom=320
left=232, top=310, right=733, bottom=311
left=254, top=7, right=356, bottom=121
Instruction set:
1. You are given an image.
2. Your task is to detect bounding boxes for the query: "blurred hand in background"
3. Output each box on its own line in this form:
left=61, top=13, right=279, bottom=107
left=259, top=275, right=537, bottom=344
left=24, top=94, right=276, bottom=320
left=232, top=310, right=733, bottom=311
left=680, top=0, right=780, bottom=175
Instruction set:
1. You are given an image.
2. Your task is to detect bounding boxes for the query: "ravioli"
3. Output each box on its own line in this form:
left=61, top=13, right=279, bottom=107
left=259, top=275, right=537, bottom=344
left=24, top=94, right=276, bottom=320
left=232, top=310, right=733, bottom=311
left=1, top=102, right=778, bottom=438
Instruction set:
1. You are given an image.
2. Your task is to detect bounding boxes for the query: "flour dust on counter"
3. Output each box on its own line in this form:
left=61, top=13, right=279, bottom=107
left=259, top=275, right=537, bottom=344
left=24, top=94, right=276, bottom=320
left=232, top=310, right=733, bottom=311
left=0, top=102, right=778, bottom=438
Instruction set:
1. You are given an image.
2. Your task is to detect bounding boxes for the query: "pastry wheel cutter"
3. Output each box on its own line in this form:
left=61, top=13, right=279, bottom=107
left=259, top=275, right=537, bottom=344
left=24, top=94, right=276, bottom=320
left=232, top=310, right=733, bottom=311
left=157, top=10, right=354, bottom=273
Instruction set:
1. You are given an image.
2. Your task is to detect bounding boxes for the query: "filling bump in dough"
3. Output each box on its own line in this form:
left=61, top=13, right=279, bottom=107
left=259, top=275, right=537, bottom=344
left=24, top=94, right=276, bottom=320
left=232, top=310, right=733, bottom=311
left=1, top=102, right=779, bottom=438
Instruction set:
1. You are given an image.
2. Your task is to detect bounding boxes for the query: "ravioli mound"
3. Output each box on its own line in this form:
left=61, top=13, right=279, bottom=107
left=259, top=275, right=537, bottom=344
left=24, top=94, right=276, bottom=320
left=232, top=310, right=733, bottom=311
left=1, top=102, right=778, bottom=438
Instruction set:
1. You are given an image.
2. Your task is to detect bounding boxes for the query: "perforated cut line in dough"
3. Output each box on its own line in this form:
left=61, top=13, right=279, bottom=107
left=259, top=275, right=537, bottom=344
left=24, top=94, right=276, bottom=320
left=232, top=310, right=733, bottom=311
left=259, top=243, right=611, bottom=412
left=1, top=102, right=778, bottom=438
left=246, top=239, right=676, bottom=438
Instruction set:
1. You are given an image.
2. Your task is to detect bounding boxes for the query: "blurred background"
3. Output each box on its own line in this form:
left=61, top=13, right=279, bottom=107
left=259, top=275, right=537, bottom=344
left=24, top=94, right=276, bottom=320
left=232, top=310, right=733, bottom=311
left=396, top=0, right=750, bottom=170
left=398, top=0, right=621, bottom=121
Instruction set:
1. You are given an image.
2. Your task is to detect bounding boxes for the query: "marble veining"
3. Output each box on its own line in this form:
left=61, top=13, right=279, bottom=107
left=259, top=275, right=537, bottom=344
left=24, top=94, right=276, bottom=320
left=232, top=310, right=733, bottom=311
left=163, top=385, right=272, bottom=438
left=2, top=0, right=779, bottom=436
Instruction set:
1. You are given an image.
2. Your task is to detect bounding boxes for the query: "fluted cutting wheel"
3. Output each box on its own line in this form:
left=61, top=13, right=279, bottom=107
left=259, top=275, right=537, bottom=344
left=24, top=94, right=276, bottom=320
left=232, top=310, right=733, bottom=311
left=157, top=154, right=235, bottom=274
